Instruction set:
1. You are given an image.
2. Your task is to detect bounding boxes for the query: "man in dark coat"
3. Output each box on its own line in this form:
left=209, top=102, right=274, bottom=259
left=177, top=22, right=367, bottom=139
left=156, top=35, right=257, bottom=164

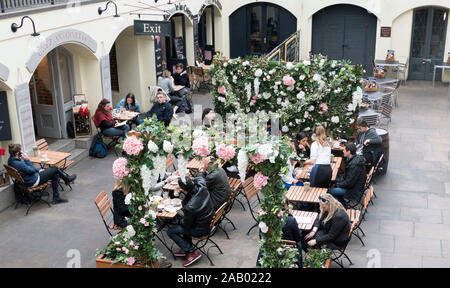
left=167, top=177, right=214, bottom=267
left=198, top=157, right=232, bottom=211
left=328, top=143, right=367, bottom=206
left=146, top=91, right=173, bottom=126
left=355, top=119, right=383, bottom=167
left=173, top=63, right=191, bottom=97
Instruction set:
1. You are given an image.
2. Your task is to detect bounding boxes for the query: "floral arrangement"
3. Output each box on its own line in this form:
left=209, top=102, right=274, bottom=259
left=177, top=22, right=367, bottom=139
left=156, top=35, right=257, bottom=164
left=97, top=116, right=173, bottom=267
left=210, top=55, right=364, bottom=140
left=238, top=135, right=298, bottom=268
left=304, top=246, right=333, bottom=268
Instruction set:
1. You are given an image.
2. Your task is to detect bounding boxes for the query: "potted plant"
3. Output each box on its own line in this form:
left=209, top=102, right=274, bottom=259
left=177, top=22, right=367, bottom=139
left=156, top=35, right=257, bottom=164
left=304, top=246, right=333, bottom=268
left=32, top=146, right=40, bottom=157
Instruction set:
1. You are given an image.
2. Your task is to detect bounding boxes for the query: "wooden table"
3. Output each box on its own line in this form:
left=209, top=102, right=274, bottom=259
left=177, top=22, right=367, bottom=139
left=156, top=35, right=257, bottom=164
left=298, top=157, right=342, bottom=182
left=187, top=157, right=203, bottom=170
left=28, top=150, right=71, bottom=167
left=156, top=208, right=180, bottom=219
left=284, top=186, right=328, bottom=204
left=174, top=85, right=185, bottom=92
left=113, top=111, right=139, bottom=122
left=291, top=210, right=318, bottom=231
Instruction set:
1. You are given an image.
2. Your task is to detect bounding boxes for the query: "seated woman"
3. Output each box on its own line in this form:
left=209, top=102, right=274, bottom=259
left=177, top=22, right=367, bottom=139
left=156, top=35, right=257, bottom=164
left=304, top=194, right=350, bottom=251
left=158, top=69, right=182, bottom=116
left=202, top=108, right=215, bottom=128
left=114, top=93, right=143, bottom=126
left=112, top=180, right=131, bottom=228
left=302, top=125, right=332, bottom=188
left=7, top=144, right=76, bottom=204
left=294, top=132, right=311, bottom=159
left=93, top=98, right=130, bottom=139
left=282, top=154, right=304, bottom=190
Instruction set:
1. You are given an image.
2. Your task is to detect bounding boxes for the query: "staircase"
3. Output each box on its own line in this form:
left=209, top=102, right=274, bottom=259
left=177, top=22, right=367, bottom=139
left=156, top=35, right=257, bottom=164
left=0, top=137, right=91, bottom=212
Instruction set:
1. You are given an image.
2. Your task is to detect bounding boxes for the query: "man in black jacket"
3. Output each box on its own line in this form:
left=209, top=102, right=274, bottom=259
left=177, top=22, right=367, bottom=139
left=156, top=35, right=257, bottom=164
left=167, top=177, right=214, bottom=267
left=146, top=92, right=173, bottom=127
left=328, top=143, right=367, bottom=206
left=198, top=157, right=232, bottom=211
left=355, top=119, right=383, bottom=168
left=173, top=63, right=191, bottom=97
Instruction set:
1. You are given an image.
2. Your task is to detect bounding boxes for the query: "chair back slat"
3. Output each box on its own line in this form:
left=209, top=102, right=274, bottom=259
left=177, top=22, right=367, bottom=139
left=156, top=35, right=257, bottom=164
left=243, top=178, right=258, bottom=200
left=4, top=164, right=25, bottom=183
left=227, top=178, right=242, bottom=204
left=166, top=154, right=175, bottom=170
left=374, top=154, right=384, bottom=173
left=36, top=139, right=48, bottom=151
left=281, top=239, right=297, bottom=248
left=363, top=186, right=373, bottom=210
left=210, top=202, right=227, bottom=230
left=94, top=191, right=112, bottom=217
left=365, top=167, right=375, bottom=189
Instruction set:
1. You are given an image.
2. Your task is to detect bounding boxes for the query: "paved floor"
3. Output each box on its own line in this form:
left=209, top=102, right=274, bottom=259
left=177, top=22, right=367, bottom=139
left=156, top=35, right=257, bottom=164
left=0, top=81, right=449, bottom=268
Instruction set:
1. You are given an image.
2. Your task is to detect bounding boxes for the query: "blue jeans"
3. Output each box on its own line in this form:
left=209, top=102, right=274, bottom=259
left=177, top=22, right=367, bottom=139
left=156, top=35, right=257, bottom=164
left=284, top=181, right=304, bottom=190
left=167, top=225, right=209, bottom=253
left=328, top=187, right=348, bottom=205
left=102, top=124, right=130, bottom=139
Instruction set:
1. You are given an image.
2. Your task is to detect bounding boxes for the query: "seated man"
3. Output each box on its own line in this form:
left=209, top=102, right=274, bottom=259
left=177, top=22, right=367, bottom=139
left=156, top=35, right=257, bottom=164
left=173, top=63, right=191, bottom=97
left=355, top=119, right=383, bottom=168
left=146, top=91, right=173, bottom=127
left=167, top=177, right=214, bottom=267
left=328, top=143, right=367, bottom=206
left=198, top=156, right=232, bottom=211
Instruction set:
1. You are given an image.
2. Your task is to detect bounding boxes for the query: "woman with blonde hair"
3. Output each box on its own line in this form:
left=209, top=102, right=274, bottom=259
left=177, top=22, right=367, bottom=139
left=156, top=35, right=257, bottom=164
left=303, top=125, right=332, bottom=188
left=304, top=193, right=350, bottom=250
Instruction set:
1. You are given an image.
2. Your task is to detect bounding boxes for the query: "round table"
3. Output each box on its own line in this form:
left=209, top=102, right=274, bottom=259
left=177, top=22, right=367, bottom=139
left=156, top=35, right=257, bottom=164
left=358, top=108, right=380, bottom=118
left=363, top=91, right=385, bottom=102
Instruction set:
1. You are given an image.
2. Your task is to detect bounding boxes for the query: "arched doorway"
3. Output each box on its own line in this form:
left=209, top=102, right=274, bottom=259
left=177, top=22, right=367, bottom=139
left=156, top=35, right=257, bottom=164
left=409, top=6, right=449, bottom=81
left=229, top=2, right=297, bottom=58
left=198, top=5, right=220, bottom=65
left=29, top=47, right=76, bottom=139
left=312, top=4, right=377, bottom=73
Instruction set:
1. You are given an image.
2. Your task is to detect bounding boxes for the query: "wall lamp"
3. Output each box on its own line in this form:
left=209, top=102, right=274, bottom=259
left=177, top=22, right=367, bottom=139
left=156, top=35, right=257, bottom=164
left=98, top=1, right=120, bottom=17
left=11, top=16, right=40, bottom=36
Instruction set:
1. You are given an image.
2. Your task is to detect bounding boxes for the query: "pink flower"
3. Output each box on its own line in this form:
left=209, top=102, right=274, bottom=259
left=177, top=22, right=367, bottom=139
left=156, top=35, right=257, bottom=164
left=140, top=218, right=146, bottom=225
left=192, top=136, right=210, bottom=157
left=127, top=257, right=135, bottom=266
left=216, top=144, right=236, bottom=162
left=252, top=95, right=257, bottom=100
left=112, top=157, right=131, bottom=179
left=122, top=247, right=127, bottom=251
left=123, top=136, right=143, bottom=156
left=144, top=222, right=149, bottom=227
left=289, top=122, right=293, bottom=126
left=359, top=79, right=365, bottom=84
left=283, top=75, right=295, bottom=86
left=185, top=147, right=190, bottom=151
left=116, top=248, right=121, bottom=251
left=134, top=245, right=139, bottom=250
left=217, top=86, right=226, bottom=95
left=259, top=210, right=267, bottom=216
left=254, top=172, right=269, bottom=190
left=129, top=241, right=134, bottom=246
left=125, top=249, right=129, bottom=255
left=277, top=211, right=284, bottom=218
left=319, top=103, right=328, bottom=115
left=267, top=75, right=270, bottom=80
left=296, top=87, right=302, bottom=91
left=249, top=153, right=264, bottom=164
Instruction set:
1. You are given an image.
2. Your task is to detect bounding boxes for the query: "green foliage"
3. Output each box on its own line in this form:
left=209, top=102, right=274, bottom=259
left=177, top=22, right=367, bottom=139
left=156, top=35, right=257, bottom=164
left=304, top=246, right=333, bottom=268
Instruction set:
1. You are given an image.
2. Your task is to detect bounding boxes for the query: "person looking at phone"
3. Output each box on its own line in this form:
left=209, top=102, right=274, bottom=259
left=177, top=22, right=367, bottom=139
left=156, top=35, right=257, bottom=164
left=7, top=144, right=76, bottom=204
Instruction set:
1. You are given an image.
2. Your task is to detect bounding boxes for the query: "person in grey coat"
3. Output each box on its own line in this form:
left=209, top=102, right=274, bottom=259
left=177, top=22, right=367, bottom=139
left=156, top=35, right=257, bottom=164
left=198, top=156, right=232, bottom=211
left=355, top=119, right=383, bottom=166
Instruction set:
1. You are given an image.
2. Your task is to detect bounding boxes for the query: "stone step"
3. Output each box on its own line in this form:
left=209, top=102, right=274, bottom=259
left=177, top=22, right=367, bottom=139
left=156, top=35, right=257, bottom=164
left=66, top=148, right=89, bottom=169
left=75, top=138, right=91, bottom=150
left=48, top=139, right=76, bottom=153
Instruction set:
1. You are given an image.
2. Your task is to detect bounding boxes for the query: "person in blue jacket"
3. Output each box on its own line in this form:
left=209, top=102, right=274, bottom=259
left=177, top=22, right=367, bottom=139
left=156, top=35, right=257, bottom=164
left=147, top=91, right=173, bottom=127
left=115, top=93, right=143, bottom=125
left=7, top=144, right=76, bottom=204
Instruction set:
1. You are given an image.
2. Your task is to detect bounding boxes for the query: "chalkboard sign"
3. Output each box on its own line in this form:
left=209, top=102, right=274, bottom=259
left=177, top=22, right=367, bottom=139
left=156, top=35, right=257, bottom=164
left=284, top=35, right=297, bottom=63
left=174, top=37, right=185, bottom=60
left=193, top=15, right=199, bottom=64
left=154, top=35, right=163, bottom=81
left=0, top=91, right=12, bottom=141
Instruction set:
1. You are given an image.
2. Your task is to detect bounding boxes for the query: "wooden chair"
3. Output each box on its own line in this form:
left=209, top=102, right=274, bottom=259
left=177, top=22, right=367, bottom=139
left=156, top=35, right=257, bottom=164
left=192, top=202, right=227, bottom=265
left=372, top=154, right=385, bottom=188
left=4, top=164, right=52, bottom=215
left=346, top=185, right=374, bottom=247
left=331, top=217, right=356, bottom=268
left=217, top=178, right=244, bottom=238
left=94, top=191, right=122, bottom=236
left=359, top=114, right=380, bottom=128
left=377, top=102, right=393, bottom=129
left=242, top=177, right=262, bottom=235
left=166, top=154, right=177, bottom=171
left=36, top=139, right=49, bottom=151
left=92, top=116, right=120, bottom=157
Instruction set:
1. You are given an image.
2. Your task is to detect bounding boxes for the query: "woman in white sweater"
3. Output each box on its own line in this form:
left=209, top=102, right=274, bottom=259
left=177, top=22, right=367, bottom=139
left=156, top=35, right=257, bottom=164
left=303, top=125, right=332, bottom=188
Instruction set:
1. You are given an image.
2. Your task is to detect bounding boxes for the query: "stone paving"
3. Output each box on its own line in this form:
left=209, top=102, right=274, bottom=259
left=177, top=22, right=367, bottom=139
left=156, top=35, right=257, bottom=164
left=0, top=81, right=449, bottom=268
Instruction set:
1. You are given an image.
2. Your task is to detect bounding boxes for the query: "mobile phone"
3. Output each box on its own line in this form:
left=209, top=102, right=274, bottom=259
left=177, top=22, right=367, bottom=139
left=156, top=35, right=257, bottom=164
left=19, top=152, right=23, bottom=158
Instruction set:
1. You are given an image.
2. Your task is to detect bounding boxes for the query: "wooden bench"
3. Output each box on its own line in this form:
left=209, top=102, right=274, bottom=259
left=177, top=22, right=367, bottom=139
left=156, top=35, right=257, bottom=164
left=4, top=164, right=52, bottom=215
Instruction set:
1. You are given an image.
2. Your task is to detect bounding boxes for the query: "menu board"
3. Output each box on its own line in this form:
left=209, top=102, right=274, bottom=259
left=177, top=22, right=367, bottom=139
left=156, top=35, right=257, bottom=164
left=0, top=91, right=12, bottom=141
left=193, top=15, right=199, bottom=64
left=154, top=36, right=163, bottom=81
left=174, top=37, right=185, bottom=60
left=15, top=83, right=36, bottom=153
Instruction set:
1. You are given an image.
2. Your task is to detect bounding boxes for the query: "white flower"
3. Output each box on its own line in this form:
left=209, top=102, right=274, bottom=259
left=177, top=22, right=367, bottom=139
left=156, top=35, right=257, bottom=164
left=286, top=62, right=294, bottom=70
left=258, top=144, right=273, bottom=160
left=331, top=61, right=336, bottom=68
left=177, top=155, right=188, bottom=183
left=295, top=119, right=301, bottom=124
left=148, top=210, right=156, bottom=220
left=259, top=221, right=268, bottom=233
left=303, top=127, right=311, bottom=131
left=212, top=78, right=216, bottom=85
left=349, top=118, right=355, bottom=124
left=287, top=85, right=295, bottom=91
left=237, top=150, right=248, bottom=182
left=163, top=140, right=173, bottom=154
left=126, top=225, right=136, bottom=237
left=242, top=61, right=250, bottom=66
left=280, top=91, right=286, bottom=96
left=141, top=165, right=153, bottom=194
left=254, top=77, right=260, bottom=96
left=297, top=91, right=305, bottom=100
left=308, top=105, right=315, bottom=112
left=347, top=103, right=356, bottom=112
left=277, top=247, right=284, bottom=255
left=232, top=75, right=237, bottom=83
left=124, top=193, right=132, bottom=205
left=245, top=82, right=252, bottom=101
left=138, top=206, right=142, bottom=211
left=334, top=88, right=342, bottom=94
left=254, top=68, right=263, bottom=77
left=269, top=69, right=276, bottom=75
left=277, top=98, right=282, bottom=105
left=275, top=81, right=281, bottom=86
left=281, top=100, right=289, bottom=107
left=303, top=60, right=310, bottom=66
left=223, top=62, right=228, bottom=67
left=313, top=74, right=322, bottom=82
left=282, top=126, right=289, bottom=133
left=147, top=140, right=158, bottom=153
left=319, top=58, right=325, bottom=67
left=299, top=75, right=306, bottom=81
left=218, top=96, right=226, bottom=103
left=262, top=92, right=271, bottom=99
left=304, top=111, right=309, bottom=119
left=331, top=116, right=340, bottom=124
left=193, top=129, right=206, bottom=139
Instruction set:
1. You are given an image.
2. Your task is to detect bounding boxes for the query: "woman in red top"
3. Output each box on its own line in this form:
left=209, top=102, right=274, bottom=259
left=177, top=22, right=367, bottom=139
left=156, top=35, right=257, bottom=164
left=93, top=98, right=130, bottom=139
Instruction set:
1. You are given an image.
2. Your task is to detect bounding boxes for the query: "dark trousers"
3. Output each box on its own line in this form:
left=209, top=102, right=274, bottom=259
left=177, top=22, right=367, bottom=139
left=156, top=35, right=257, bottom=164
left=169, top=94, right=184, bottom=108
left=38, top=166, right=63, bottom=198
left=167, top=225, right=209, bottom=253
left=310, top=164, right=332, bottom=188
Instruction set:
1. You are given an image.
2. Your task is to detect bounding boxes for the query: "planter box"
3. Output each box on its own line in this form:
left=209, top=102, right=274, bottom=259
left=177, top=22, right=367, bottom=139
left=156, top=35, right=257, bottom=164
left=324, top=258, right=331, bottom=268
left=96, top=254, right=159, bottom=268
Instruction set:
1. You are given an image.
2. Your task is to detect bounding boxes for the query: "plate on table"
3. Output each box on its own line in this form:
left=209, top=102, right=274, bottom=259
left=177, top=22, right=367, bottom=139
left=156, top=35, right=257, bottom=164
left=41, top=158, right=50, bottom=163
left=172, top=198, right=182, bottom=207
left=150, top=195, right=162, bottom=203
left=162, top=199, right=171, bottom=206
left=171, top=180, right=179, bottom=185
left=338, top=139, right=347, bottom=143
left=164, top=205, right=180, bottom=213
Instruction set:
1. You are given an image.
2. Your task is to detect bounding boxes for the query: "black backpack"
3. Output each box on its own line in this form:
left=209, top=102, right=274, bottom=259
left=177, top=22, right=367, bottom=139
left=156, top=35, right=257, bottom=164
left=179, top=96, right=193, bottom=114
left=89, top=135, right=107, bottom=158
left=67, top=121, right=75, bottom=138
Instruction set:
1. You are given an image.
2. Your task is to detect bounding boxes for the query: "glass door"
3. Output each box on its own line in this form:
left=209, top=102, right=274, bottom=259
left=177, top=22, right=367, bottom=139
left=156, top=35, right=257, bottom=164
left=248, top=4, right=280, bottom=55
left=409, top=7, right=448, bottom=81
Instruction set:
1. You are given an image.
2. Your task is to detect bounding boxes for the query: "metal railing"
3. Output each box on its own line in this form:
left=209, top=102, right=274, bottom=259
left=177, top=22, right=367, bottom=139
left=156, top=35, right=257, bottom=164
left=265, top=30, right=300, bottom=63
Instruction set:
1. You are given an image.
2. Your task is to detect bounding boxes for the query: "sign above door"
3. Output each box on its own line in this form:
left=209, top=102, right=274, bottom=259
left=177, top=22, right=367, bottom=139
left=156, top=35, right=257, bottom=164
left=134, top=20, right=171, bottom=36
